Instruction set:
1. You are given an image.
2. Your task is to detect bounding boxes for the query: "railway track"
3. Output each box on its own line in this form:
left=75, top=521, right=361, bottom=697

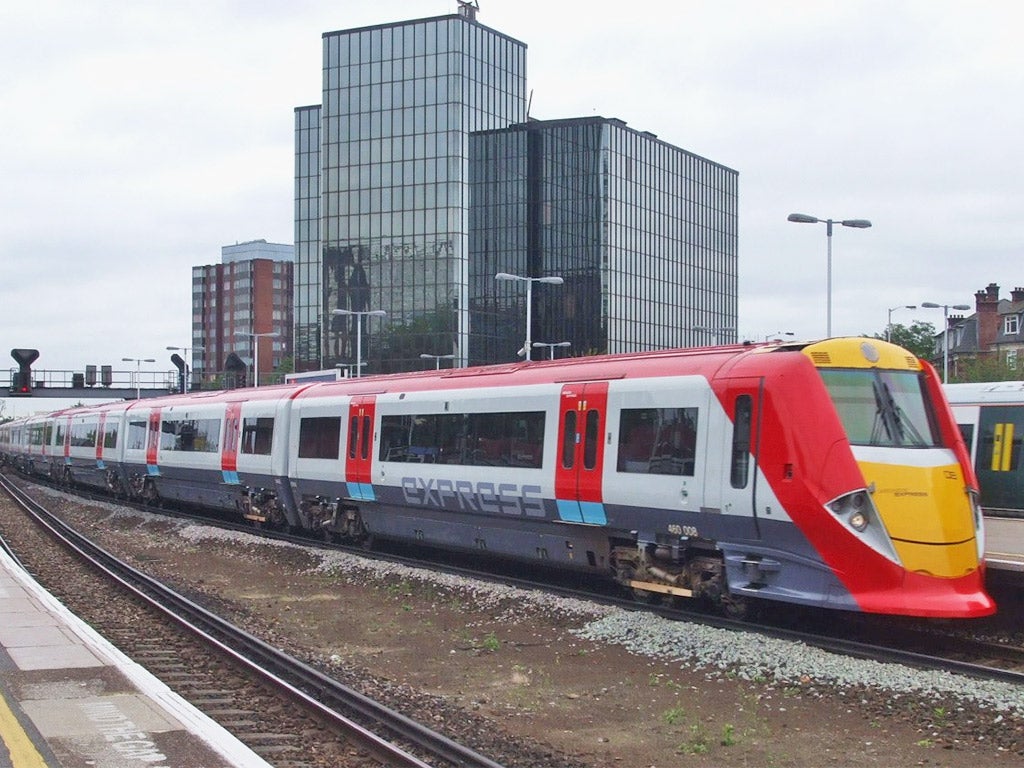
left=0, top=472, right=507, bottom=768
left=7, top=470, right=1024, bottom=742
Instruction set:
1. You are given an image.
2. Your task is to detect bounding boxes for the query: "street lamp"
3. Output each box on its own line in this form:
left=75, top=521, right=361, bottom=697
left=235, top=332, right=279, bottom=387
left=332, top=309, right=386, bottom=377
left=495, top=272, right=564, bottom=361
left=532, top=341, right=571, bottom=360
left=121, top=357, right=156, bottom=400
left=787, top=213, right=872, bottom=337
left=764, top=331, right=794, bottom=343
left=921, top=301, right=971, bottom=383
left=885, top=305, right=916, bottom=343
left=419, top=353, right=455, bottom=370
left=166, top=344, right=205, bottom=393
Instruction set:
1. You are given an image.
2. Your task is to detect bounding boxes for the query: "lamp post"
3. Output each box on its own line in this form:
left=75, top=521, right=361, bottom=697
left=235, top=332, right=279, bottom=387
left=332, top=309, right=386, bottom=377
left=921, top=302, right=971, bottom=383
left=166, top=344, right=205, bottom=393
left=787, top=213, right=872, bottom=337
left=121, top=357, right=156, bottom=400
left=495, top=272, right=564, bottom=361
left=764, top=331, right=794, bottom=343
left=419, top=353, right=455, bottom=370
left=532, top=341, right=571, bottom=360
left=886, top=305, right=916, bottom=343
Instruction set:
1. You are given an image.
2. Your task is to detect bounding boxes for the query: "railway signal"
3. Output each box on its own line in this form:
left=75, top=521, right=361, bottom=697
left=9, top=348, right=39, bottom=396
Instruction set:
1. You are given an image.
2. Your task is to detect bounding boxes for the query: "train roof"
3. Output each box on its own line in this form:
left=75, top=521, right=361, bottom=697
left=944, top=381, right=1024, bottom=404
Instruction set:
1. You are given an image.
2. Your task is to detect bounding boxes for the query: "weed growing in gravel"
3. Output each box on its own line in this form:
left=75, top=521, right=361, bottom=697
left=680, top=724, right=710, bottom=755
left=662, top=706, right=686, bottom=725
left=720, top=723, right=737, bottom=746
left=482, top=631, right=500, bottom=652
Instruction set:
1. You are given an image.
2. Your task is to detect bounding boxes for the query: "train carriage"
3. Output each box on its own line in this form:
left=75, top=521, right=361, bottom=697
left=945, top=381, right=1024, bottom=518
left=0, top=337, right=995, bottom=619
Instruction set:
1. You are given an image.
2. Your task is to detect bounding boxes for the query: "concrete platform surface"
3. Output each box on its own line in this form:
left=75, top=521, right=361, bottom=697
left=0, top=545, right=272, bottom=767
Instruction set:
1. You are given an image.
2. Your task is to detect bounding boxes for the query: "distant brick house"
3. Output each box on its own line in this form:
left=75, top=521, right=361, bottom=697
left=936, top=283, right=1024, bottom=379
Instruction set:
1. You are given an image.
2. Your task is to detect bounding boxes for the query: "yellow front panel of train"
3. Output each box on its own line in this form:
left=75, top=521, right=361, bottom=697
left=859, top=460, right=979, bottom=577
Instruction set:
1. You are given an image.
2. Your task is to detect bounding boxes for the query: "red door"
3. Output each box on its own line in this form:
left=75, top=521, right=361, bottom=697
left=222, top=402, right=242, bottom=482
left=345, top=396, right=377, bottom=500
left=554, top=382, right=608, bottom=524
left=146, top=408, right=162, bottom=475
left=96, top=413, right=107, bottom=466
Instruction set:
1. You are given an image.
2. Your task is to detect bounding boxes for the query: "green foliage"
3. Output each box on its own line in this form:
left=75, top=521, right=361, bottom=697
left=872, top=321, right=936, bottom=359
left=952, top=354, right=1024, bottom=383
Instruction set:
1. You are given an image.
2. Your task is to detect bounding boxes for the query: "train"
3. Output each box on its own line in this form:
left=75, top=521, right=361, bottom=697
left=0, top=337, right=995, bottom=619
left=945, top=381, right=1024, bottom=519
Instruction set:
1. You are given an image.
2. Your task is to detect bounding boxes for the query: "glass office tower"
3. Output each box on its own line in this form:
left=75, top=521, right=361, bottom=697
left=293, top=11, right=527, bottom=372
left=469, top=117, right=738, bottom=365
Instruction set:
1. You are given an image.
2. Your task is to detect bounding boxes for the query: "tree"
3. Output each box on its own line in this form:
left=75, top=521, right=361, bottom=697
left=872, top=321, right=936, bottom=360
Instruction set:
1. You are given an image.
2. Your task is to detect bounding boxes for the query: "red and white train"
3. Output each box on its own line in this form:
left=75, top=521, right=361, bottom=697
left=0, top=337, right=994, bottom=618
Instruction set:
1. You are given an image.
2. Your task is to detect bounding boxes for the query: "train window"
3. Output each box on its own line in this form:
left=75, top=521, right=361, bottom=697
left=126, top=420, right=147, bottom=451
left=55, top=423, right=66, bottom=448
left=379, top=411, right=545, bottom=467
left=360, top=415, right=371, bottom=460
left=241, top=417, right=274, bottom=455
left=70, top=421, right=98, bottom=448
left=348, top=417, right=359, bottom=459
left=583, top=410, right=600, bottom=470
left=562, top=411, right=577, bottom=469
left=617, top=407, right=699, bottom=476
left=102, top=424, right=119, bottom=449
left=298, top=416, right=342, bottom=459
left=731, top=395, right=752, bottom=489
left=161, top=419, right=221, bottom=453
left=819, top=369, right=940, bottom=448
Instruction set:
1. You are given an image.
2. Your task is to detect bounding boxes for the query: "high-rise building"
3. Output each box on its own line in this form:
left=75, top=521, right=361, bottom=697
left=469, top=117, right=737, bottom=364
left=294, top=5, right=527, bottom=372
left=293, top=5, right=737, bottom=373
left=192, top=240, right=294, bottom=386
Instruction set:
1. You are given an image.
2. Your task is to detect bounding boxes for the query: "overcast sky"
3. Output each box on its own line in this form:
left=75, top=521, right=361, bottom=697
left=3, top=0, right=1022, bottom=406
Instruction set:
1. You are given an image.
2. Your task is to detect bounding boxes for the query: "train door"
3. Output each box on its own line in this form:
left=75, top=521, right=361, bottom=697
left=705, top=379, right=764, bottom=540
left=975, top=404, right=1024, bottom=514
left=222, top=402, right=242, bottom=483
left=555, top=382, right=609, bottom=524
left=96, top=413, right=107, bottom=468
left=345, top=396, right=377, bottom=501
left=146, top=408, right=161, bottom=475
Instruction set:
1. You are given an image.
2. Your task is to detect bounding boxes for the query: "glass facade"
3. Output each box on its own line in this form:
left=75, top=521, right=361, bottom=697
left=294, top=13, right=738, bottom=373
left=294, top=14, right=527, bottom=372
left=469, top=118, right=738, bottom=365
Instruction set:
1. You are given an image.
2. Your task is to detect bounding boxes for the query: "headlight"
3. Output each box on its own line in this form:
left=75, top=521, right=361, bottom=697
left=849, top=511, right=868, bottom=531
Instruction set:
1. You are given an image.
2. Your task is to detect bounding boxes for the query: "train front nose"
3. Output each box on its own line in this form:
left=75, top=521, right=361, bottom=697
left=861, top=460, right=982, bottom=579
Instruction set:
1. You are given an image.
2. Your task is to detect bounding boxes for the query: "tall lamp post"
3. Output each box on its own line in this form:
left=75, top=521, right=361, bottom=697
left=532, top=341, right=571, bottom=360
left=921, top=301, right=971, bottom=383
left=332, top=309, right=386, bottom=377
left=121, top=357, right=156, bottom=400
left=886, top=305, right=916, bottom=343
left=166, top=344, right=205, bottom=393
left=764, top=331, right=794, bottom=343
left=495, top=272, right=564, bottom=361
left=787, top=213, right=872, bottom=337
left=419, top=353, right=455, bottom=370
left=235, top=332, right=278, bottom=387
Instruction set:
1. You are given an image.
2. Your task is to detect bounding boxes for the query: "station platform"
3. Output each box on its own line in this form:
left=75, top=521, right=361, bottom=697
left=0, top=546, right=271, bottom=767
left=985, top=515, right=1024, bottom=572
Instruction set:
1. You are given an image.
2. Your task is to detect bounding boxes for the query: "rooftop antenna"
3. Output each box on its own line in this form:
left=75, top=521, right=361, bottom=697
left=457, top=0, right=479, bottom=20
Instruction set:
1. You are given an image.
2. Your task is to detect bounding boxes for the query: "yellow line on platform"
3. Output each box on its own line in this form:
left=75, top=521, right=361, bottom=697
left=0, top=691, right=48, bottom=768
